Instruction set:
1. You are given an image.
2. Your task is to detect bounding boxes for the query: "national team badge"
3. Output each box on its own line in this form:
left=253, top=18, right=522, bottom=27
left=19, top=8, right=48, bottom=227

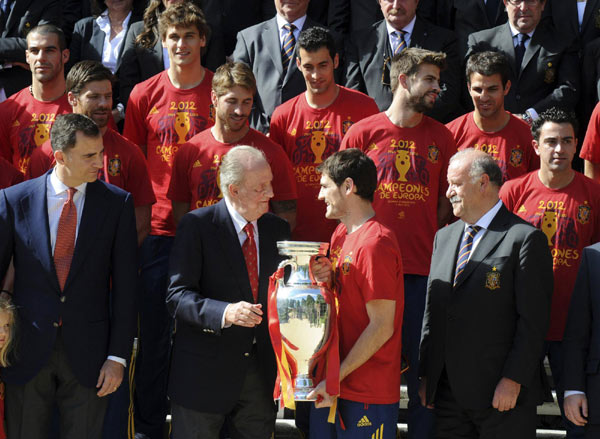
left=544, top=63, right=556, bottom=84
left=577, top=203, right=591, bottom=225
left=342, top=118, right=353, bottom=135
left=485, top=267, right=500, bottom=290
left=108, top=156, right=121, bottom=176
left=341, top=254, right=352, bottom=275
left=509, top=147, right=523, bottom=167
left=427, top=145, right=439, bottom=163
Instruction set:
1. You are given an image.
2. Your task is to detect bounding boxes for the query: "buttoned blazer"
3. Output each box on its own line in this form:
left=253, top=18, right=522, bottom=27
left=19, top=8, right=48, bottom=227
left=0, top=173, right=138, bottom=388
left=419, top=205, right=553, bottom=410
left=166, top=199, right=290, bottom=413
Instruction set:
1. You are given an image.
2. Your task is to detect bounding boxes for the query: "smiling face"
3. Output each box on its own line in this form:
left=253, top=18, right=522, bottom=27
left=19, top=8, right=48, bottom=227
left=533, top=121, right=576, bottom=175
left=504, top=0, right=545, bottom=34
left=296, top=47, right=338, bottom=96
left=68, top=80, right=113, bottom=129
left=212, top=85, right=253, bottom=134
left=162, top=25, right=205, bottom=68
left=318, top=172, right=348, bottom=220
left=403, top=63, right=441, bottom=113
left=274, top=0, right=310, bottom=22
left=379, top=0, right=419, bottom=31
left=26, top=31, right=69, bottom=85
left=468, top=72, right=510, bottom=120
left=446, top=158, right=487, bottom=223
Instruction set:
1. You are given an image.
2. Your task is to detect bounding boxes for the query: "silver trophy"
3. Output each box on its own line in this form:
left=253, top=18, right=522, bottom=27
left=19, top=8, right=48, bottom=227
left=275, top=241, right=331, bottom=401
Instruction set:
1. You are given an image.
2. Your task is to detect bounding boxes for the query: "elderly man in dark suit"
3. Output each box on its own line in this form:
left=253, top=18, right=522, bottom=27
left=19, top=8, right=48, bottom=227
left=166, top=145, right=291, bottom=439
left=232, top=0, right=327, bottom=133
left=0, top=113, right=138, bottom=439
left=563, top=242, right=600, bottom=439
left=343, top=0, right=462, bottom=122
left=419, top=148, right=553, bottom=438
left=466, top=0, right=579, bottom=124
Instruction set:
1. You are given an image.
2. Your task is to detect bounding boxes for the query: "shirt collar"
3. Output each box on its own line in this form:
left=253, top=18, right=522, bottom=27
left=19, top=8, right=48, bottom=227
left=466, top=199, right=503, bottom=231
left=386, top=15, right=416, bottom=38
left=508, top=22, right=535, bottom=39
left=276, top=13, right=307, bottom=32
left=49, top=168, right=88, bottom=196
left=96, top=9, right=133, bottom=34
left=224, top=197, right=257, bottom=236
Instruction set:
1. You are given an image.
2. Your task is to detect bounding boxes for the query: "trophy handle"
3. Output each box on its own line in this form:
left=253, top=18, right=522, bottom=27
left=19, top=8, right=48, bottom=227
left=277, top=258, right=297, bottom=288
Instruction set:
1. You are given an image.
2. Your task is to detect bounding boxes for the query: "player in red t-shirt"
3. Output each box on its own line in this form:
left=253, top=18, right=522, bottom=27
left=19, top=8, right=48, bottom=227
left=269, top=27, right=379, bottom=242
left=309, top=149, right=403, bottom=439
left=167, top=61, right=297, bottom=228
left=500, top=108, right=600, bottom=437
left=580, top=101, right=600, bottom=183
left=0, top=25, right=71, bottom=175
left=0, top=158, right=23, bottom=189
left=447, top=51, right=538, bottom=182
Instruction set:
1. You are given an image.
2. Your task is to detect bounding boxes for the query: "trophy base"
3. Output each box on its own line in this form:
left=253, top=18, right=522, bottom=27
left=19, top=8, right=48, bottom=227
left=293, top=375, right=316, bottom=401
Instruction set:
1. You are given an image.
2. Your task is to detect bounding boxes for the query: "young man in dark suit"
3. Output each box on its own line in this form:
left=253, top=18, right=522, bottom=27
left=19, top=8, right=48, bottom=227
left=0, top=113, right=138, bottom=439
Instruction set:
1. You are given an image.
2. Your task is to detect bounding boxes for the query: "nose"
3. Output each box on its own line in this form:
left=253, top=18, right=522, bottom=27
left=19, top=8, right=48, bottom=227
left=265, top=182, right=274, bottom=199
left=446, top=185, right=454, bottom=200
left=93, top=153, right=104, bottom=169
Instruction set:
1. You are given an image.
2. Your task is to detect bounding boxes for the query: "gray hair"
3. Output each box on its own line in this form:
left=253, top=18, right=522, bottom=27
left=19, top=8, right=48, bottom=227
left=449, top=148, right=503, bottom=188
left=219, top=145, right=268, bottom=199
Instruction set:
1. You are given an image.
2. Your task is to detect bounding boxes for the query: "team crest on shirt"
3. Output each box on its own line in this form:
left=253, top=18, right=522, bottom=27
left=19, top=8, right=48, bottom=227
left=509, top=147, right=523, bottom=167
left=577, top=202, right=591, bottom=225
left=544, top=63, right=556, bottom=84
left=427, top=145, right=439, bottom=164
left=108, top=156, right=121, bottom=176
left=340, top=254, right=352, bottom=275
left=485, top=267, right=500, bottom=290
left=342, top=118, right=354, bottom=135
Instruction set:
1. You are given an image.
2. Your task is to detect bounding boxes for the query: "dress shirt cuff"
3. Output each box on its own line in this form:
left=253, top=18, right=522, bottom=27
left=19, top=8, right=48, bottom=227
left=221, top=303, right=233, bottom=329
left=564, top=390, right=586, bottom=398
left=526, top=108, right=539, bottom=120
left=107, top=356, right=127, bottom=367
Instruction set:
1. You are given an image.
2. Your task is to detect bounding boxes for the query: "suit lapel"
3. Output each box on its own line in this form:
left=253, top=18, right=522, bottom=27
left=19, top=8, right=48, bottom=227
left=498, top=24, right=518, bottom=77
left=3, top=0, right=27, bottom=36
left=410, top=17, right=427, bottom=48
left=521, top=26, right=543, bottom=77
left=444, top=221, right=464, bottom=285
left=213, top=200, right=255, bottom=303
left=91, top=22, right=106, bottom=62
left=20, top=173, right=59, bottom=291
left=581, top=0, right=597, bottom=34
left=64, top=180, right=110, bottom=291
left=265, top=17, right=284, bottom=77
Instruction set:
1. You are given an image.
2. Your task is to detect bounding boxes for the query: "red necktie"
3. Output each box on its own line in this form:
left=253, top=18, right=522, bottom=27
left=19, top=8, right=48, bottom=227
left=242, top=223, right=258, bottom=303
left=54, top=187, right=77, bottom=291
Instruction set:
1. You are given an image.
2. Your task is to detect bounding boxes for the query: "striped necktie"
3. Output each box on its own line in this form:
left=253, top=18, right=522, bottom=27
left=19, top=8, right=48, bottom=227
left=454, top=225, right=482, bottom=287
left=54, top=187, right=77, bottom=291
left=281, top=23, right=296, bottom=73
left=392, top=30, right=407, bottom=56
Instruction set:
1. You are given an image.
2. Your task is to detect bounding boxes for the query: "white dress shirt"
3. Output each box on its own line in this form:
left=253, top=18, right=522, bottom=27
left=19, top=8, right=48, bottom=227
left=276, top=14, right=307, bottom=49
left=386, top=15, right=416, bottom=53
left=96, top=10, right=132, bottom=74
left=463, top=199, right=503, bottom=259
left=47, top=170, right=126, bottom=367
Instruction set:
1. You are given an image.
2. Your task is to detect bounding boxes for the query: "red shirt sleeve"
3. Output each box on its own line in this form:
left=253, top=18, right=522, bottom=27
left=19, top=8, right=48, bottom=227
left=124, top=144, right=156, bottom=207
left=166, top=142, right=193, bottom=203
left=123, top=86, right=148, bottom=149
left=581, top=102, right=600, bottom=163
left=25, top=140, right=53, bottom=180
left=0, top=101, right=13, bottom=162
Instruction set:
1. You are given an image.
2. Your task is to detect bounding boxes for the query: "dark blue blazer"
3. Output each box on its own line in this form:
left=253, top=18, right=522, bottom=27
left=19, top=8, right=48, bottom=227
left=563, top=242, right=600, bottom=424
left=0, top=173, right=138, bottom=387
left=166, top=199, right=290, bottom=413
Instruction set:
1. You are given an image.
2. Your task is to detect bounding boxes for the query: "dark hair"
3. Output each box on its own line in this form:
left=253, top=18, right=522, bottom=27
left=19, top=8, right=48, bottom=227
left=136, top=0, right=204, bottom=49
left=390, top=48, right=446, bottom=93
left=27, top=24, right=67, bottom=51
left=158, top=3, right=211, bottom=42
left=317, top=149, right=377, bottom=202
left=531, top=107, right=579, bottom=141
left=465, top=50, right=510, bottom=87
left=296, top=26, right=337, bottom=61
left=66, top=60, right=115, bottom=95
left=51, top=114, right=100, bottom=153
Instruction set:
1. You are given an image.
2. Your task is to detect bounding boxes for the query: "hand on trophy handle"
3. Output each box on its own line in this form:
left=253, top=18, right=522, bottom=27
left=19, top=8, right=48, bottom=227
left=224, top=302, right=263, bottom=327
left=307, top=380, right=337, bottom=408
left=310, top=256, right=333, bottom=286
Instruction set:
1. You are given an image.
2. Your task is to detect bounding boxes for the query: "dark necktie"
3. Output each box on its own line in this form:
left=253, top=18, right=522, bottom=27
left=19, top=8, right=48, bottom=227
left=515, top=33, right=529, bottom=73
left=485, top=0, right=500, bottom=25
left=454, top=225, right=482, bottom=287
left=392, top=30, right=407, bottom=56
left=281, top=23, right=296, bottom=74
left=54, top=188, right=77, bottom=291
left=0, top=0, right=12, bottom=35
left=242, top=223, right=259, bottom=303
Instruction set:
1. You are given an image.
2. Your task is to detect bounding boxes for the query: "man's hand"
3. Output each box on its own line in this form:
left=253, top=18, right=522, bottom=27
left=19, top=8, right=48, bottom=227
left=225, top=302, right=263, bottom=327
left=310, top=256, right=332, bottom=285
left=307, top=380, right=337, bottom=408
left=492, top=377, right=521, bottom=411
left=96, top=359, right=124, bottom=397
left=418, top=378, right=434, bottom=409
left=564, top=394, right=588, bottom=426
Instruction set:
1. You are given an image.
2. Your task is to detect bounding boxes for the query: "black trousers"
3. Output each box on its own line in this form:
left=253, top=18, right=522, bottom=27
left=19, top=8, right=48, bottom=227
left=434, top=370, right=536, bottom=439
left=5, top=331, right=108, bottom=439
left=170, top=350, right=276, bottom=439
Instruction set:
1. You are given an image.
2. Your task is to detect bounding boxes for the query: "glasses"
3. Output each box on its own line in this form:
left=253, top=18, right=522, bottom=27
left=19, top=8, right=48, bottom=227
left=506, top=0, right=540, bottom=5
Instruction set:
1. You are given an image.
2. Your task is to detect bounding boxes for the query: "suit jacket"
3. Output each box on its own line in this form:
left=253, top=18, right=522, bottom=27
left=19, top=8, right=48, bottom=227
left=166, top=200, right=291, bottom=413
left=232, top=15, right=326, bottom=133
left=327, top=0, right=383, bottom=36
left=544, top=0, right=600, bottom=51
left=563, top=243, right=600, bottom=424
left=0, top=0, right=61, bottom=97
left=343, top=18, right=462, bottom=123
left=0, top=173, right=138, bottom=387
left=466, top=21, right=580, bottom=115
left=419, top=205, right=553, bottom=410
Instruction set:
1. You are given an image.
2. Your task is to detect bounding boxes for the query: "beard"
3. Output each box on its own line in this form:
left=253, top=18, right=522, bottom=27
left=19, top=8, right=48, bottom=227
left=406, top=91, right=436, bottom=114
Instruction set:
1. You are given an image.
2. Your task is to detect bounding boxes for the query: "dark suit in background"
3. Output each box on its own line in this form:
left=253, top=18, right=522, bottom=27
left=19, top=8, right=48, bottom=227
left=563, top=243, right=600, bottom=438
left=328, top=0, right=383, bottom=36
left=167, top=200, right=290, bottom=437
left=0, top=0, right=61, bottom=98
left=420, top=205, right=553, bottom=437
left=344, top=18, right=462, bottom=122
left=466, top=20, right=580, bottom=115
